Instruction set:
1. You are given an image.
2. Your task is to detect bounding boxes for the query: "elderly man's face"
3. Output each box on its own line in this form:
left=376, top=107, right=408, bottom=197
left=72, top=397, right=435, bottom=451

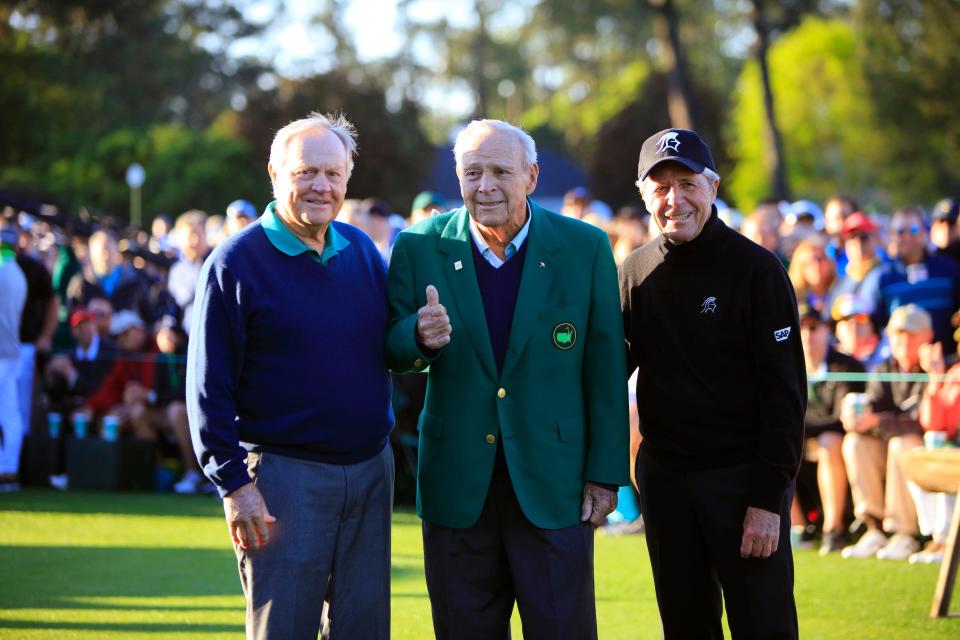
left=270, top=128, right=349, bottom=233
left=642, top=163, right=718, bottom=245
left=458, top=127, right=538, bottom=231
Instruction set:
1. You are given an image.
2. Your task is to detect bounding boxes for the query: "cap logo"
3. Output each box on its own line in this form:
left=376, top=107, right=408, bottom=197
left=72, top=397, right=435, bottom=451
left=656, top=132, right=681, bottom=154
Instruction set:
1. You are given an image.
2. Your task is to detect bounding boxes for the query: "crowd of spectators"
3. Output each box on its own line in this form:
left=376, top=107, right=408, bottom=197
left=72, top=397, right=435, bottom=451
left=1, top=187, right=958, bottom=565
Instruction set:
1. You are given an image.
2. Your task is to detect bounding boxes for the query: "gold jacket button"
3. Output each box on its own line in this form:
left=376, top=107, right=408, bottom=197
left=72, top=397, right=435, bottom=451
left=414, top=358, right=423, bottom=367
left=497, top=388, right=506, bottom=399
left=485, top=434, right=497, bottom=444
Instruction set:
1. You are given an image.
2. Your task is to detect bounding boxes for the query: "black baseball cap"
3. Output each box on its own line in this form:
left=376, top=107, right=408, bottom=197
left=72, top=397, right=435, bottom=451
left=637, top=128, right=717, bottom=181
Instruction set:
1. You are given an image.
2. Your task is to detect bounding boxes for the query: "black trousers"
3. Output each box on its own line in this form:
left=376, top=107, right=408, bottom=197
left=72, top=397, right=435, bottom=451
left=637, top=449, right=798, bottom=640
left=422, top=460, right=597, bottom=640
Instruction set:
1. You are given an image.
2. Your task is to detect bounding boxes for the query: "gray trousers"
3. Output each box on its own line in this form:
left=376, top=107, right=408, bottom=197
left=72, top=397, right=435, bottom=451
left=235, top=446, right=394, bottom=640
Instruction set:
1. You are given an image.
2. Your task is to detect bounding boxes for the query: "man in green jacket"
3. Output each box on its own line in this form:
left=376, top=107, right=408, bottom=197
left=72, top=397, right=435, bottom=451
left=386, top=119, right=629, bottom=639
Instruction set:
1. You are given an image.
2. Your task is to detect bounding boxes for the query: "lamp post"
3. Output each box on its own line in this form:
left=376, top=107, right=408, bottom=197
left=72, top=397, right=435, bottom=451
left=125, top=163, right=146, bottom=229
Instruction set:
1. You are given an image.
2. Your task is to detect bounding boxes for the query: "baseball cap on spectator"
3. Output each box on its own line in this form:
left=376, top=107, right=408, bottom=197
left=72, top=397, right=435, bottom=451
left=831, top=293, right=874, bottom=321
left=110, top=310, right=145, bottom=336
left=637, top=128, right=717, bottom=181
left=69, top=309, right=95, bottom=328
left=226, top=199, right=257, bottom=220
left=887, top=303, right=932, bottom=334
left=841, top=212, right=878, bottom=239
left=785, top=200, right=824, bottom=230
left=411, top=191, right=445, bottom=214
left=931, top=198, right=959, bottom=224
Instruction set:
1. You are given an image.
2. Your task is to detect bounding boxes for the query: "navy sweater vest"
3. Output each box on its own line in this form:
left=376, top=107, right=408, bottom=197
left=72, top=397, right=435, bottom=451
left=471, top=239, right=528, bottom=374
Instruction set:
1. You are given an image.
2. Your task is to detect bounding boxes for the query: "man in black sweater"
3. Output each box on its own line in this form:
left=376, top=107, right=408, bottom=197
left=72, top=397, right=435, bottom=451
left=619, top=128, right=806, bottom=639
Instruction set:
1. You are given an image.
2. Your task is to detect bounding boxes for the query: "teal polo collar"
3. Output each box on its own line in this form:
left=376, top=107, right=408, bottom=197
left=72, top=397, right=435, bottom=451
left=261, top=201, right=350, bottom=266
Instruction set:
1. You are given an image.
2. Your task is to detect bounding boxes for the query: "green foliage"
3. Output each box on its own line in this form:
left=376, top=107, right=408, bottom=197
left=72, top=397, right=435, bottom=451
left=727, top=18, right=882, bottom=212
left=854, top=0, right=960, bottom=202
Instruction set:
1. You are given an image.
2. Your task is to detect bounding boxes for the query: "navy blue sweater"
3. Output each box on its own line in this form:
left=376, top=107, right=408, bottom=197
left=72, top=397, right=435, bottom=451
left=471, top=239, right=527, bottom=374
left=186, top=220, right=394, bottom=497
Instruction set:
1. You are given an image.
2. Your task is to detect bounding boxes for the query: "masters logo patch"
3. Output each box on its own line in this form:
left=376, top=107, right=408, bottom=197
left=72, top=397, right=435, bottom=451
left=552, top=322, right=577, bottom=350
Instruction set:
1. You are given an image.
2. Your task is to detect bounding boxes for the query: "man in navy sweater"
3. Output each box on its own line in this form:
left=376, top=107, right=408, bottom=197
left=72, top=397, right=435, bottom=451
left=186, top=113, right=394, bottom=640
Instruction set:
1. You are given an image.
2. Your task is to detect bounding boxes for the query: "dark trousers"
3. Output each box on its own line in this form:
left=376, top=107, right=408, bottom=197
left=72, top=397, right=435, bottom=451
left=235, top=447, right=394, bottom=640
left=423, top=462, right=597, bottom=640
left=637, top=449, right=798, bottom=640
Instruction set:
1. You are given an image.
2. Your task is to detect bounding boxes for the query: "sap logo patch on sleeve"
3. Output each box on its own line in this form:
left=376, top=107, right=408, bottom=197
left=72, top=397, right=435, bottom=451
left=773, top=326, right=792, bottom=342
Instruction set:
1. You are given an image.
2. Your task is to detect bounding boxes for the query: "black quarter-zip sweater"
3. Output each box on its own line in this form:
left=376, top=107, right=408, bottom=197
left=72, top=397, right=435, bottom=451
left=619, top=209, right=807, bottom=512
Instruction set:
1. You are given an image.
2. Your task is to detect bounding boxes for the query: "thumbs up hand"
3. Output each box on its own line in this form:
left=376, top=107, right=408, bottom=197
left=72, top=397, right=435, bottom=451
left=417, top=284, right=452, bottom=350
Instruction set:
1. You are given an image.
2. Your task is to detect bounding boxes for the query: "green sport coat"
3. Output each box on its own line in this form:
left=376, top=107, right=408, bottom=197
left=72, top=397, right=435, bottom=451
left=386, top=199, right=629, bottom=529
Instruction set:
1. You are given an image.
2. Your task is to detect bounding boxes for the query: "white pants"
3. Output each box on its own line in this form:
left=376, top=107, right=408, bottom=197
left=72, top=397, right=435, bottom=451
left=0, top=357, right=24, bottom=475
left=908, top=481, right=957, bottom=543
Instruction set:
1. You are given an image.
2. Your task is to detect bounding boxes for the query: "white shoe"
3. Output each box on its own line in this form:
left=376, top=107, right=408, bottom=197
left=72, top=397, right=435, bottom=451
left=909, top=541, right=945, bottom=565
left=173, top=470, right=203, bottom=494
left=841, top=529, right=888, bottom=558
left=876, top=533, right=919, bottom=560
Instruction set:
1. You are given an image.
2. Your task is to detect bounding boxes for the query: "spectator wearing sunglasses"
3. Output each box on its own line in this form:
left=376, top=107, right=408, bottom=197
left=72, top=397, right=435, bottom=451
left=876, top=206, right=960, bottom=352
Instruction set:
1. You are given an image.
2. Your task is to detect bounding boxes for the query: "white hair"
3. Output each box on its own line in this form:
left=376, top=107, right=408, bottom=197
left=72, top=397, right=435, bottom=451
left=269, top=111, right=358, bottom=176
left=453, top=119, right=537, bottom=171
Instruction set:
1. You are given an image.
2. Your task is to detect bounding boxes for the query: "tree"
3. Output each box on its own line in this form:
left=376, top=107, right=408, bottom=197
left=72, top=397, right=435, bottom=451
left=0, top=0, right=266, bottom=219
left=727, top=18, right=883, bottom=211
left=853, top=0, right=960, bottom=202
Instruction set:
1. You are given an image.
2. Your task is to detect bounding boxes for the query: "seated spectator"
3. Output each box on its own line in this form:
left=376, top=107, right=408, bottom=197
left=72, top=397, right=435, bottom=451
left=840, top=304, right=931, bottom=560
left=83, top=311, right=200, bottom=493
left=44, top=308, right=116, bottom=413
left=789, top=236, right=836, bottom=315
left=831, top=293, right=889, bottom=370
left=797, top=304, right=865, bottom=555
left=877, top=206, right=960, bottom=353
left=66, top=229, right=151, bottom=320
left=909, top=337, right=960, bottom=563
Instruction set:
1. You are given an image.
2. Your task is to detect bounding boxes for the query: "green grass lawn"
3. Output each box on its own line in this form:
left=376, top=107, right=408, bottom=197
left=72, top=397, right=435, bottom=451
left=0, top=490, right=957, bottom=639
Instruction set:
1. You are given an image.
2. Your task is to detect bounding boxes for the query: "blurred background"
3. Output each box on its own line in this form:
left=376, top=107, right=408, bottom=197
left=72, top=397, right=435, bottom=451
left=2, top=0, right=958, bottom=222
